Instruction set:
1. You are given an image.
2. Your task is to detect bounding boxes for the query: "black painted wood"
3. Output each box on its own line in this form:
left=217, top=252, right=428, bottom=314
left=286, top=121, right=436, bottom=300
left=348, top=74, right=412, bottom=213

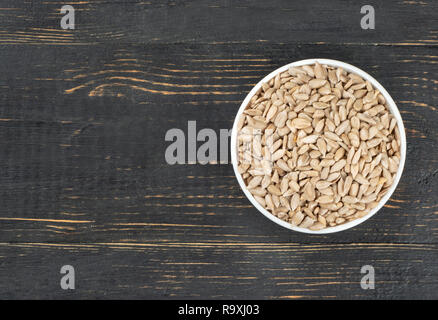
left=0, top=0, right=437, bottom=299
left=1, top=0, right=438, bottom=46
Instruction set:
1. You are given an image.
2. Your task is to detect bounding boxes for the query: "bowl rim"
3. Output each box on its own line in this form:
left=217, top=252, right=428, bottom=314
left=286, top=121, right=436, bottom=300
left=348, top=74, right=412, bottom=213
left=230, top=58, right=407, bottom=234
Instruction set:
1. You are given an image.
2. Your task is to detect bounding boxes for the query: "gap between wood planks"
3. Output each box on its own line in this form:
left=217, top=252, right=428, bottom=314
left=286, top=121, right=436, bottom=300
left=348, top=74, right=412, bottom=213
left=0, top=242, right=436, bottom=249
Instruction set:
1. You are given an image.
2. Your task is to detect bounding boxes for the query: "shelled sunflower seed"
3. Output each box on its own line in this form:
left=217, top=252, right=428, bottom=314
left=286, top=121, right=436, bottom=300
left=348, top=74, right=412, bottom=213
left=237, top=62, right=401, bottom=230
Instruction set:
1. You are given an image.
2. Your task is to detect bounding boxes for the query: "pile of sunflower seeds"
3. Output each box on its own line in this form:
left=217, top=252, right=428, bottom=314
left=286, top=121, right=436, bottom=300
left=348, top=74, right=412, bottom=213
left=236, top=62, right=401, bottom=230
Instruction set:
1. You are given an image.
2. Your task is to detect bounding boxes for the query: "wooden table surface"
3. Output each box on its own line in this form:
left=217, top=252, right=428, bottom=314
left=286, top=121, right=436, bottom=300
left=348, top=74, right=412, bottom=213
left=0, top=0, right=437, bottom=299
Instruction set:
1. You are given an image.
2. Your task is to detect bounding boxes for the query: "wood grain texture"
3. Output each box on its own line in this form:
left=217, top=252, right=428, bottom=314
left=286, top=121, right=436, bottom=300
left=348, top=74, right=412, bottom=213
left=0, top=0, right=437, bottom=299
left=0, top=0, right=438, bottom=46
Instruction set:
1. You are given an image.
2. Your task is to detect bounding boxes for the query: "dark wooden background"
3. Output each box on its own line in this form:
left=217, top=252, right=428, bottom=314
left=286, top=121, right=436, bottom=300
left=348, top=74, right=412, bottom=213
left=0, top=0, right=437, bottom=299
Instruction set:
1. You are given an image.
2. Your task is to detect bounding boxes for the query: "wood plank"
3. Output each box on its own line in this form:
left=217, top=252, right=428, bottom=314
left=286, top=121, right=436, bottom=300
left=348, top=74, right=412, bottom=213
left=0, top=0, right=438, bottom=46
left=0, top=43, right=437, bottom=250
left=0, top=242, right=437, bottom=299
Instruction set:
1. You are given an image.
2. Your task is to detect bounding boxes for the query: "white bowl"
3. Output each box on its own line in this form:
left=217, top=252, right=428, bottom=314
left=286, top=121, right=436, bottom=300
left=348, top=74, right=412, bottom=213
left=231, top=59, right=407, bottom=234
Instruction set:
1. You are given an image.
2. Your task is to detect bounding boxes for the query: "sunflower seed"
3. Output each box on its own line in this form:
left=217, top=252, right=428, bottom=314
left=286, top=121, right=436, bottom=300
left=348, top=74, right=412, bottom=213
left=291, top=118, right=311, bottom=129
